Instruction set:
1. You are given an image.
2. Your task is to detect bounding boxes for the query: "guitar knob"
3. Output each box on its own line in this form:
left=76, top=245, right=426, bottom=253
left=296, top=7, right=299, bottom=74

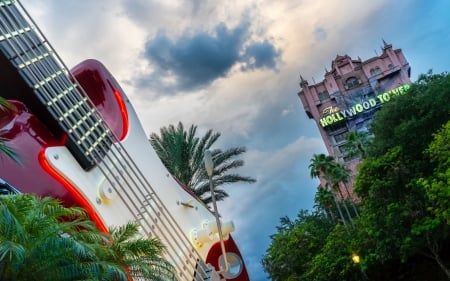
left=98, top=181, right=116, bottom=202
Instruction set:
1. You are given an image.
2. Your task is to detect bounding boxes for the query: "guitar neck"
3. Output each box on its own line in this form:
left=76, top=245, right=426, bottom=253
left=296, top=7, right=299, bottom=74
left=0, top=0, right=111, bottom=170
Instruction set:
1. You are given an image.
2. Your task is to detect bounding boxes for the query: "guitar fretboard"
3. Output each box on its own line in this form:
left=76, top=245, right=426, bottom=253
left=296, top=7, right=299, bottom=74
left=0, top=0, right=112, bottom=170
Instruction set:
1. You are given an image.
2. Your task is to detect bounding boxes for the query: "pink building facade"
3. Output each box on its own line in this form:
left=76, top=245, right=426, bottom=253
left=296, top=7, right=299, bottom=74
left=298, top=41, right=411, bottom=194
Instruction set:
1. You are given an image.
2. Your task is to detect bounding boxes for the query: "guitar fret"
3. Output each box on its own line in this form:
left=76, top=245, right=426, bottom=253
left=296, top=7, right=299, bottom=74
left=17, top=51, right=52, bottom=69
left=0, top=26, right=30, bottom=41
left=85, top=130, right=111, bottom=155
left=0, top=0, right=15, bottom=7
left=57, top=97, right=89, bottom=121
left=77, top=119, right=106, bottom=144
left=33, top=70, right=64, bottom=89
left=67, top=108, right=97, bottom=134
left=47, top=84, right=78, bottom=106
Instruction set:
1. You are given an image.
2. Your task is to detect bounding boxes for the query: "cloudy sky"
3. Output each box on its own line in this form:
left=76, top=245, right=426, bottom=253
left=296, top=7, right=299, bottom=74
left=22, top=0, right=450, bottom=280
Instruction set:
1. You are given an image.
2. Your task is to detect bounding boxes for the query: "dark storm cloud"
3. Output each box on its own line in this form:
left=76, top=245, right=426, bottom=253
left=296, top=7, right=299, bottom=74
left=241, top=40, right=280, bottom=71
left=144, top=22, right=246, bottom=90
left=141, top=22, right=280, bottom=92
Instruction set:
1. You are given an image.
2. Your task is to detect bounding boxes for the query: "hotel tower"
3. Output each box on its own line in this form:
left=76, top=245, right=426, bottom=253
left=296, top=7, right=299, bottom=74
left=298, top=41, right=411, bottom=194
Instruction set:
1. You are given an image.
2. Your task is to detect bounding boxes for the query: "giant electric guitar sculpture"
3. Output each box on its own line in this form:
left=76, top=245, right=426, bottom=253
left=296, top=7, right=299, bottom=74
left=0, top=1, right=250, bottom=280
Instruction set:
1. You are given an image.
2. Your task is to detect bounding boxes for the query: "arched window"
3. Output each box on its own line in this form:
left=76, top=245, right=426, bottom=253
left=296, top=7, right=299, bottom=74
left=370, top=67, right=381, bottom=76
left=318, top=91, right=330, bottom=101
left=345, top=77, right=359, bottom=89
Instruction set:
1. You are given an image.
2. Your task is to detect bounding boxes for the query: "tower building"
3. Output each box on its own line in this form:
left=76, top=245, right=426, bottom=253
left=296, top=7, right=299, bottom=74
left=298, top=41, right=411, bottom=193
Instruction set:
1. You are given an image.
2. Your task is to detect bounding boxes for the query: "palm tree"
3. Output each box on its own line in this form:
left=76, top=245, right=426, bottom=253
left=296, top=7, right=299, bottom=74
left=313, top=185, right=336, bottom=220
left=0, top=194, right=125, bottom=280
left=0, top=194, right=176, bottom=281
left=103, top=223, right=176, bottom=281
left=309, top=154, right=347, bottom=225
left=328, top=162, right=360, bottom=218
left=326, top=164, right=355, bottom=226
left=342, top=131, right=371, bottom=160
left=150, top=122, right=256, bottom=204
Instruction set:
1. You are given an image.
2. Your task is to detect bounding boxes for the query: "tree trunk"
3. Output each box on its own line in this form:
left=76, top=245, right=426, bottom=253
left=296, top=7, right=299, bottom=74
left=343, top=182, right=360, bottom=218
left=433, top=254, right=450, bottom=280
left=331, top=189, right=347, bottom=226
left=424, top=236, right=450, bottom=280
left=336, top=186, right=354, bottom=226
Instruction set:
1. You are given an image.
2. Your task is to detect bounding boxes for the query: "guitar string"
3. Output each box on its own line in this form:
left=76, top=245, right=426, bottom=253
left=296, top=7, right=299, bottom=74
left=0, top=3, right=210, bottom=278
left=0, top=1, right=216, bottom=278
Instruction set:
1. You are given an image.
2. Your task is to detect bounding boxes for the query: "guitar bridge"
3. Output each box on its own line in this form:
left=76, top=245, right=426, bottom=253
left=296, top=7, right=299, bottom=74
left=194, top=262, right=223, bottom=281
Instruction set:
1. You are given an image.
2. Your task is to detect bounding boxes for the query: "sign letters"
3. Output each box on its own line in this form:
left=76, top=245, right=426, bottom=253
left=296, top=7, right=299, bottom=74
left=319, top=84, right=411, bottom=127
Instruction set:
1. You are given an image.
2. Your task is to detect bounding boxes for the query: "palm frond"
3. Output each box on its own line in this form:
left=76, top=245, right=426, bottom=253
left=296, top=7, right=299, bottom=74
left=0, top=241, right=25, bottom=263
left=0, top=137, right=21, bottom=165
left=149, top=122, right=255, bottom=205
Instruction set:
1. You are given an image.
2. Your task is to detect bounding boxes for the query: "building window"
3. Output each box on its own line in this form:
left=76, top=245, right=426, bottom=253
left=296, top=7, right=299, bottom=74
left=370, top=67, right=381, bottom=76
left=318, top=91, right=330, bottom=101
left=345, top=77, right=360, bottom=89
left=388, top=63, right=394, bottom=69
left=325, top=121, right=347, bottom=134
left=334, top=131, right=348, bottom=143
left=338, top=145, right=346, bottom=154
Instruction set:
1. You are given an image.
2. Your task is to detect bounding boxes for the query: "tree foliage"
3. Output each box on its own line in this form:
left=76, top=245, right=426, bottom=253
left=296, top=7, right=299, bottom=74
left=0, top=194, right=175, bottom=281
left=149, top=122, right=255, bottom=204
left=419, top=119, right=450, bottom=224
left=342, top=130, right=371, bottom=160
left=262, top=210, right=334, bottom=281
left=355, top=71, right=450, bottom=278
left=309, top=153, right=359, bottom=226
left=301, top=224, right=362, bottom=281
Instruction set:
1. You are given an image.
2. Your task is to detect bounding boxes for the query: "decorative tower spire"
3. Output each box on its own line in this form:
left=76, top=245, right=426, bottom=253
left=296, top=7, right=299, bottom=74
left=382, top=39, right=392, bottom=50
left=299, top=74, right=308, bottom=87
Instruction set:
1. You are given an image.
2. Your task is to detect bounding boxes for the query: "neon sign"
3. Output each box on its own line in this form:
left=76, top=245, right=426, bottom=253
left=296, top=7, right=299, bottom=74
left=319, top=84, right=411, bottom=127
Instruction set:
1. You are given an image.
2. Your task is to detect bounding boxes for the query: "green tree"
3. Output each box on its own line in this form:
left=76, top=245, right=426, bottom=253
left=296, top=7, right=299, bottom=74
left=313, top=186, right=335, bottom=220
left=300, top=224, right=363, bottom=281
left=419, top=119, right=450, bottom=224
left=415, top=119, right=450, bottom=279
left=102, top=223, right=176, bottom=281
left=262, top=209, right=334, bottom=281
left=309, top=154, right=347, bottom=225
left=309, top=154, right=358, bottom=225
left=149, top=122, right=255, bottom=204
left=327, top=162, right=359, bottom=219
left=0, top=194, right=176, bottom=281
left=342, top=130, right=371, bottom=160
left=354, top=71, right=450, bottom=279
left=0, top=194, right=125, bottom=280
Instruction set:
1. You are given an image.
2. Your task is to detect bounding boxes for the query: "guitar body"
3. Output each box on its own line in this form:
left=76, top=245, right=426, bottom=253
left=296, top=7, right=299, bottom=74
left=0, top=59, right=249, bottom=280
